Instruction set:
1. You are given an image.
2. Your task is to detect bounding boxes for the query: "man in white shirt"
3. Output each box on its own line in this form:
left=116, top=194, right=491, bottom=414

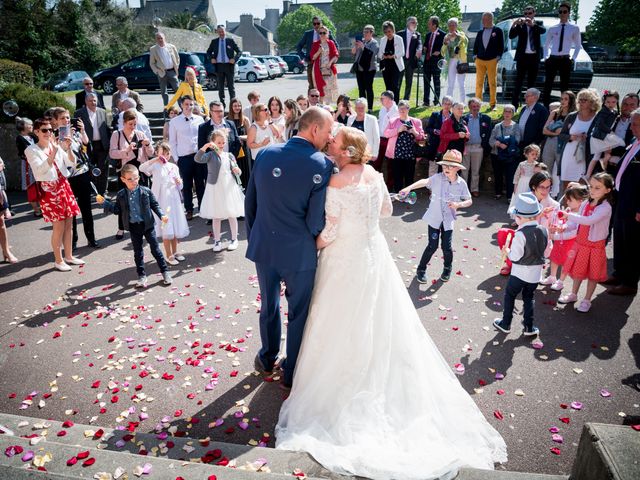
left=308, top=89, right=321, bottom=107
left=374, top=90, right=399, bottom=179
left=169, top=95, right=205, bottom=220
left=243, top=91, right=261, bottom=123
left=397, top=16, right=422, bottom=101
left=111, top=76, right=144, bottom=113
left=541, top=1, right=581, bottom=106
left=116, top=98, right=153, bottom=142
left=150, top=32, right=180, bottom=107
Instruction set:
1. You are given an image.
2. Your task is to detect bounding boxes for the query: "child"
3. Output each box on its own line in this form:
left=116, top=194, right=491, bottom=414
left=585, top=91, right=624, bottom=178
left=400, top=149, right=472, bottom=284
left=97, top=164, right=172, bottom=288
left=195, top=130, right=245, bottom=252
left=534, top=162, right=548, bottom=174
left=139, top=143, right=189, bottom=265
left=558, top=173, right=614, bottom=313
left=508, top=144, right=540, bottom=215
left=494, top=192, right=549, bottom=337
left=540, top=183, right=589, bottom=290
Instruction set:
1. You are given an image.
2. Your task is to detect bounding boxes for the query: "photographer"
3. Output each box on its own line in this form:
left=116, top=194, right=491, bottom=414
left=509, top=6, right=546, bottom=108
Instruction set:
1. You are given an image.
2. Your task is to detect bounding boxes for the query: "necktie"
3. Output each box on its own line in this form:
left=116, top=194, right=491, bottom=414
left=558, top=24, right=565, bottom=53
left=427, top=33, right=435, bottom=60
left=221, top=39, right=227, bottom=63
left=528, top=26, right=534, bottom=51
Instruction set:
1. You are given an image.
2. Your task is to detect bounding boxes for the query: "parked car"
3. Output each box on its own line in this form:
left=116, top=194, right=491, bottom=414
left=265, top=55, right=288, bottom=76
left=254, top=56, right=281, bottom=79
left=584, top=45, right=608, bottom=61
left=193, top=52, right=241, bottom=91
left=494, top=16, right=594, bottom=98
left=42, top=70, right=90, bottom=92
left=280, top=54, right=305, bottom=74
left=235, top=57, right=269, bottom=83
left=93, top=52, right=207, bottom=94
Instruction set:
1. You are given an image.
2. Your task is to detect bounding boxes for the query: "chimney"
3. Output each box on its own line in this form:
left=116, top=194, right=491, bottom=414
left=240, top=14, right=254, bottom=27
left=282, top=1, right=291, bottom=15
left=254, top=18, right=262, bottom=27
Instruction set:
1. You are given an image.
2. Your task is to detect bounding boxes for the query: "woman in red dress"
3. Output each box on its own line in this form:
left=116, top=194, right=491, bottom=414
left=25, top=118, right=83, bottom=272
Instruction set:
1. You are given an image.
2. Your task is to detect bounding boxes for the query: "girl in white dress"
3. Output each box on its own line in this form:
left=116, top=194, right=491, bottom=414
left=195, top=130, right=245, bottom=252
left=508, top=144, right=540, bottom=215
left=275, top=127, right=507, bottom=480
left=139, top=143, right=189, bottom=265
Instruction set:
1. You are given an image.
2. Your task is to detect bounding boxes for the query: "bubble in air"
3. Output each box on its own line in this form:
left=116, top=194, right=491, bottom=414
left=332, top=166, right=339, bottom=174
left=272, top=168, right=281, bottom=178
left=3, top=100, right=19, bottom=117
left=312, top=174, right=322, bottom=184
left=92, top=167, right=101, bottom=177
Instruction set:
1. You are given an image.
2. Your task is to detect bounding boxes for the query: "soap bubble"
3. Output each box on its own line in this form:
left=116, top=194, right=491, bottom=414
left=3, top=100, right=19, bottom=117
left=391, top=191, right=417, bottom=205
left=91, top=167, right=102, bottom=177
left=332, top=166, right=339, bottom=174
left=312, top=174, right=322, bottom=184
left=272, top=168, right=281, bottom=178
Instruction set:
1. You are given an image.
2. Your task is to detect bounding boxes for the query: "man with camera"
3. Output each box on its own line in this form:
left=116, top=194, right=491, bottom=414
left=509, top=6, right=546, bottom=108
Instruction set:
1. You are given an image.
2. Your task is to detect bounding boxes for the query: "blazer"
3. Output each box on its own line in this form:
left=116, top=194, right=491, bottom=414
left=423, top=28, right=446, bottom=61
left=194, top=150, right=238, bottom=185
left=397, top=29, right=422, bottom=68
left=206, top=36, right=241, bottom=67
left=75, top=90, right=105, bottom=110
left=149, top=43, right=180, bottom=77
left=197, top=119, right=241, bottom=158
left=112, top=90, right=144, bottom=112
left=473, top=26, right=505, bottom=61
left=462, top=112, right=492, bottom=153
left=438, top=116, right=469, bottom=154
left=245, top=137, right=334, bottom=272
left=509, top=21, right=546, bottom=60
left=615, top=143, right=640, bottom=220
left=424, top=110, right=448, bottom=158
left=165, top=81, right=209, bottom=116
left=103, top=186, right=163, bottom=232
left=384, top=117, right=425, bottom=158
left=25, top=143, right=76, bottom=182
left=296, top=29, right=338, bottom=62
left=75, top=106, right=111, bottom=151
left=347, top=113, right=380, bottom=158
left=611, top=117, right=635, bottom=157
left=378, top=34, right=405, bottom=72
left=518, top=102, right=549, bottom=147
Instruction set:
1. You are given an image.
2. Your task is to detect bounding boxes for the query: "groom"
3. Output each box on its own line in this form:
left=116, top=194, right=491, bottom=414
left=245, top=107, right=335, bottom=388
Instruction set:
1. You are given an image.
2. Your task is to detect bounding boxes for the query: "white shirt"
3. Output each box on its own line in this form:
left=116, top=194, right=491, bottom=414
left=544, top=22, right=581, bottom=61
left=158, top=45, right=174, bottom=70
left=405, top=29, right=416, bottom=58
left=169, top=113, right=204, bottom=157
left=615, top=140, right=640, bottom=190
left=378, top=103, right=399, bottom=137
left=614, top=116, right=630, bottom=141
left=509, top=220, right=546, bottom=284
left=421, top=173, right=471, bottom=231
left=88, top=109, right=100, bottom=141
left=524, top=25, right=535, bottom=54
left=243, top=106, right=254, bottom=123
left=117, top=111, right=153, bottom=143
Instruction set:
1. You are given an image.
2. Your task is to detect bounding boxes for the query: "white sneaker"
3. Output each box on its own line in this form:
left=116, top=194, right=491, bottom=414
left=175, top=254, right=185, bottom=261
left=576, top=298, right=591, bottom=313
left=558, top=293, right=578, bottom=304
left=135, top=276, right=148, bottom=288
left=166, top=256, right=179, bottom=266
left=54, top=262, right=72, bottom=272
left=64, top=256, right=85, bottom=266
left=550, top=279, right=564, bottom=291
left=213, top=241, right=223, bottom=252
left=540, top=275, right=556, bottom=286
left=227, top=239, right=238, bottom=251
left=162, top=271, right=173, bottom=285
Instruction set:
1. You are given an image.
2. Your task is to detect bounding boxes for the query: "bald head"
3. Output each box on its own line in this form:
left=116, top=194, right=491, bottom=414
left=297, top=107, right=334, bottom=151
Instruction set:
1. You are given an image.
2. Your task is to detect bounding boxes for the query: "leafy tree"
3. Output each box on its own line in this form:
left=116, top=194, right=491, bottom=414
left=332, top=0, right=461, bottom=37
left=586, top=0, right=640, bottom=53
left=497, top=0, right=579, bottom=22
left=164, top=12, right=211, bottom=31
left=277, top=5, right=336, bottom=52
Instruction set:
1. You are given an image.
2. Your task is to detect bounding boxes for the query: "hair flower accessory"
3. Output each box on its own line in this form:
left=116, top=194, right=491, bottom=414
left=346, top=146, right=357, bottom=157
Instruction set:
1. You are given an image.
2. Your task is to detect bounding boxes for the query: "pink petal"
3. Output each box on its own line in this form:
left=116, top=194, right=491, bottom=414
left=570, top=401, right=583, bottom=410
left=600, top=389, right=611, bottom=398
left=552, top=434, right=564, bottom=443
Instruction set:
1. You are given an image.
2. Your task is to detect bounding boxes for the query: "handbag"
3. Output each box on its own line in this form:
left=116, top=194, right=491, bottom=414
left=358, top=46, right=373, bottom=70
left=497, top=124, right=520, bottom=161
left=456, top=62, right=469, bottom=74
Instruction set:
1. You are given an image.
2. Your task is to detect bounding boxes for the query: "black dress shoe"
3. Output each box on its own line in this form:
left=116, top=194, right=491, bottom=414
left=440, top=268, right=452, bottom=282
left=186, top=212, right=193, bottom=221
left=115, top=231, right=124, bottom=240
left=607, top=286, right=637, bottom=296
left=600, top=276, right=622, bottom=286
left=89, top=241, right=102, bottom=249
left=254, top=354, right=273, bottom=374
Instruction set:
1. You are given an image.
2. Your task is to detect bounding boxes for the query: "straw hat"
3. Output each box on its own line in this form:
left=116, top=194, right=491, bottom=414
left=437, top=149, right=466, bottom=169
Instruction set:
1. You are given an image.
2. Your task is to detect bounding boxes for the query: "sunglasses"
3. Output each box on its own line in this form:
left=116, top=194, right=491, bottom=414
left=319, top=32, right=327, bottom=35
left=524, top=11, right=534, bottom=15
left=84, top=83, right=93, bottom=86
left=313, top=22, right=321, bottom=26
left=310, top=94, right=320, bottom=97
left=558, top=9, right=569, bottom=13
left=38, top=128, right=53, bottom=133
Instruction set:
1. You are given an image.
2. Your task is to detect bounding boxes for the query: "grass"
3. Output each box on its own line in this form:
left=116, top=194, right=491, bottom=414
left=348, top=77, right=505, bottom=120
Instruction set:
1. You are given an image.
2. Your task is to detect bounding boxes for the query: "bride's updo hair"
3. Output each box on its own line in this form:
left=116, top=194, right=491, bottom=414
left=339, top=126, right=371, bottom=165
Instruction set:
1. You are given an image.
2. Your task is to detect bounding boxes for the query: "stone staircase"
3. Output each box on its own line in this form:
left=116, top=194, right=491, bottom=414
left=146, top=111, right=166, bottom=143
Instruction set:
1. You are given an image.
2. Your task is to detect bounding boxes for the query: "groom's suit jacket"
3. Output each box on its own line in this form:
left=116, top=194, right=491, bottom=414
left=245, top=137, right=334, bottom=272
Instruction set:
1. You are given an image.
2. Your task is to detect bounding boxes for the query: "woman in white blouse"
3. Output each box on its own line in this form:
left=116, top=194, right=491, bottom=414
left=25, top=118, right=84, bottom=271
left=347, top=98, right=380, bottom=161
left=247, top=103, right=281, bottom=159
left=377, top=20, right=405, bottom=104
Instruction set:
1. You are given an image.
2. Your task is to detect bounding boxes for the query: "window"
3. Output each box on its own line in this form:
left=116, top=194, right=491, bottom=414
left=123, top=57, right=146, bottom=71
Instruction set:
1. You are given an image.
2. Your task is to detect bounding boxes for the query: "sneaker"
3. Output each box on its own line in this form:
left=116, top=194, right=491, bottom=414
left=416, top=271, right=428, bottom=284
left=166, top=256, right=179, bottom=266
left=576, top=298, right=591, bottom=313
left=212, top=241, right=223, bottom=252
left=558, top=293, right=578, bottom=304
left=175, top=254, right=186, bottom=261
left=440, top=268, right=452, bottom=282
left=540, top=275, right=556, bottom=286
left=550, top=279, right=564, bottom=291
left=522, top=326, right=540, bottom=337
left=162, top=271, right=173, bottom=285
left=493, top=318, right=511, bottom=334
left=135, top=276, right=148, bottom=288
left=227, top=239, right=239, bottom=251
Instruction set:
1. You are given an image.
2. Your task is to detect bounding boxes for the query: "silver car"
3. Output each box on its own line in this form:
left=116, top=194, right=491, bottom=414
left=254, top=56, right=281, bottom=79
left=235, top=57, right=269, bottom=83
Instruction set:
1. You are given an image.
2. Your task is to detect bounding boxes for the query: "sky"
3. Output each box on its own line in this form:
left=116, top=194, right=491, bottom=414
left=214, top=0, right=599, bottom=30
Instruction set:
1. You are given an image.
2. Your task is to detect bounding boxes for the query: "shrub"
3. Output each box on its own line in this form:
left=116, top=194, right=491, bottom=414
left=0, top=59, right=34, bottom=85
left=0, top=83, right=73, bottom=123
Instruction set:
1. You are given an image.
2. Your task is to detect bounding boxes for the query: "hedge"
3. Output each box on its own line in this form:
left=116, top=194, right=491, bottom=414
left=0, top=82, right=74, bottom=124
left=0, top=59, right=34, bottom=85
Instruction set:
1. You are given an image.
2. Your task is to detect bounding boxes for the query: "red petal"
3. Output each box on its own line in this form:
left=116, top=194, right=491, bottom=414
left=57, top=430, right=67, bottom=437
left=550, top=447, right=561, bottom=455
left=496, top=389, right=505, bottom=395
left=82, top=457, right=95, bottom=467
left=559, top=417, right=570, bottom=424
left=111, top=395, right=119, bottom=403
left=91, top=381, right=101, bottom=388
left=208, top=476, right=217, bottom=480
left=62, top=421, right=74, bottom=428
left=66, top=456, right=78, bottom=466
left=174, top=410, right=183, bottom=417
left=77, top=451, right=90, bottom=459
left=631, top=425, right=640, bottom=431
left=52, top=331, right=61, bottom=339
left=493, top=410, right=504, bottom=420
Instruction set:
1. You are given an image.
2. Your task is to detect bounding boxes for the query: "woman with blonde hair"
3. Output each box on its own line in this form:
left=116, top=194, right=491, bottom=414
left=165, top=67, right=208, bottom=117
left=247, top=103, right=280, bottom=159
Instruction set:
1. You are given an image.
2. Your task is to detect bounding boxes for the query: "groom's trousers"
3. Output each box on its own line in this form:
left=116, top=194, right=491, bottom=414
left=255, top=263, right=316, bottom=387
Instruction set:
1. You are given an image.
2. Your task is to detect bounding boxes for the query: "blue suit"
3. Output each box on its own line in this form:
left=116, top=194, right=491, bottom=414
left=245, top=137, right=334, bottom=386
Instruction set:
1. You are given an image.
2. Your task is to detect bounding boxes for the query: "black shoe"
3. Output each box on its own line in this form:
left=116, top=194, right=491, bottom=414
left=88, top=241, right=102, bottom=249
left=254, top=354, right=273, bottom=375
left=416, top=271, right=428, bottom=284
left=440, top=269, right=452, bottom=282
left=115, top=230, right=124, bottom=240
left=206, top=219, right=212, bottom=225
left=186, top=211, right=193, bottom=221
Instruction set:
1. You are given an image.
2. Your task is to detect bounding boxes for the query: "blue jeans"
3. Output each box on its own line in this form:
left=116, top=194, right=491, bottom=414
left=129, top=222, right=168, bottom=277
left=501, top=275, right=538, bottom=331
left=418, top=224, right=453, bottom=274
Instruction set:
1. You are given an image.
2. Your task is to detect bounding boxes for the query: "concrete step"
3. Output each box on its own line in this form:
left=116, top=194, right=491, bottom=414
left=455, top=469, right=567, bottom=479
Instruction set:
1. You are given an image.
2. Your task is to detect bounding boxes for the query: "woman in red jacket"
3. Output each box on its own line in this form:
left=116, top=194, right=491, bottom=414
left=438, top=102, right=470, bottom=157
left=310, top=26, right=339, bottom=104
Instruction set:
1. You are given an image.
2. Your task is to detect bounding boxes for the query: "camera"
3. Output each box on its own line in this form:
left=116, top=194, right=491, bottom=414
left=70, top=118, right=80, bottom=130
left=136, top=139, right=145, bottom=148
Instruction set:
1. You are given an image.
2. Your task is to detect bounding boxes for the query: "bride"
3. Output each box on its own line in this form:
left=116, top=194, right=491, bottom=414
left=275, top=127, right=507, bottom=480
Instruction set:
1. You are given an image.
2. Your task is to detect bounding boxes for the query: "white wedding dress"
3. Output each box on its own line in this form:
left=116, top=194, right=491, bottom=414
left=275, top=170, right=507, bottom=480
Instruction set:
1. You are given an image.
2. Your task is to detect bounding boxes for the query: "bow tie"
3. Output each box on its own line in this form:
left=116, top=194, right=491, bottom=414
left=185, top=117, right=192, bottom=122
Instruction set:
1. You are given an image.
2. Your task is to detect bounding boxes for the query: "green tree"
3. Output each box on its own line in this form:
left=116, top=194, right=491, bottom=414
left=277, top=5, right=336, bottom=52
left=332, top=0, right=461, bottom=37
left=586, top=0, right=639, bottom=53
left=497, top=0, right=579, bottom=22
left=164, top=12, right=211, bottom=31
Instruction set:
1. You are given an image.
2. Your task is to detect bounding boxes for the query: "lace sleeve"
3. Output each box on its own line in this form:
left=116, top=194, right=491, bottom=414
left=379, top=174, right=393, bottom=218
left=319, top=188, right=341, bottom=244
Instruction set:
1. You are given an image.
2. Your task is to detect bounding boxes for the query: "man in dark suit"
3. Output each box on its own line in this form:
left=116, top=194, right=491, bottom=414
left=75, top=92, right=111, bottom=195
left=509, top=6, right=546, bottom=107
left=198, top=101, right=241, bottom=157
left=610, top=93, right=639, bottom=161
left=605, top=110, right=640, bottom=296
left=397, top=16, right=422, bottom=101
left=75, top=76, right=105, bottom=110
left=517, top=88, right=549, bottom=148
left=296, top=17, right=338, bottom=91
left=473, top=12, right=505, bottom=109
left=245, top=107, right=334, bottom=389
left=207, top=25, right=241, bottom=108
left=462, top=97, right=492, bottom=195
left=422, top=16, right=446, bottom=106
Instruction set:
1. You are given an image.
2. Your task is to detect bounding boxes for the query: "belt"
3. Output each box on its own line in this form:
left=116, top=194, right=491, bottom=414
left=549, top=54, right=570, bottom=58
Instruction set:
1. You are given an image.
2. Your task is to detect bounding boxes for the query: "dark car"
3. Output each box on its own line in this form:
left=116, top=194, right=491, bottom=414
left=280, top=54, right=305, bottom=74
left=584, top=45, right=608, bottom=61
left=42, top=70, right=90, bottom=92
left=93, top=52, right=206, bottom=94
left=194, top=52, right=217, bottom=90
